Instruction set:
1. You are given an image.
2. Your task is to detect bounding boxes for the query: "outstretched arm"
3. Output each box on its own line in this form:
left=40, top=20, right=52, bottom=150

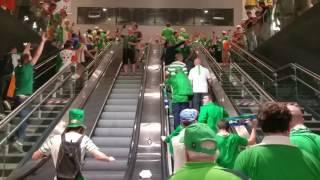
left=31, top=33, right=48, bottom=65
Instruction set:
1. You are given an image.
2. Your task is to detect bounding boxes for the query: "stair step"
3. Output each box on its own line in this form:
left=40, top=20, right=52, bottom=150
left=109, top=94, right=138, bottom=99
left=83, top=171, right=125, bottom=180
left=83, top=159, right=127, bottom=171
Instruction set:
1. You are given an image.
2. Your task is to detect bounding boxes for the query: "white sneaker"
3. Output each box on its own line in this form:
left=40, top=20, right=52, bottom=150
left=3, top=100, right=11, bottom=110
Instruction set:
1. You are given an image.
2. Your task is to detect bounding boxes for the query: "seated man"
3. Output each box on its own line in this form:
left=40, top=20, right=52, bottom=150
left=170, top=123, right=247, bottom=180
left=234, top=102, right=320, bottom=180
left=288, top=104, right=320, bottom=162
left=216, top=120, right=257, bottom=168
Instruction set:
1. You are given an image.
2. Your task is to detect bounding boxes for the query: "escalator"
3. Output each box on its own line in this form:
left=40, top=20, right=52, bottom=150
left=82, top=68, right=143, bottom=179
left=0, top=44, right=116, bottom=179
left=2, top=42, right=150, bottom=180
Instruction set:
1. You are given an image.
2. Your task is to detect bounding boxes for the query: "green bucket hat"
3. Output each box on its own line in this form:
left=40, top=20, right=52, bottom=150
left=184, top=123, right=217, bottom=155
left=67, top=109, right=86, bottom=128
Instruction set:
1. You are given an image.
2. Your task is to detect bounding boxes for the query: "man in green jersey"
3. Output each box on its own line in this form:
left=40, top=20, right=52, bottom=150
left=234, top=102, right=320, bottom=180
left=216, top=120, right=257, bottom=169
left=161, top=23, right=174, bottom=43
left=288, top=104, right=320, bottom=161
left=170, top=123, right=247, bottom=180
left=12, top=33, right=47, bottom=152
left=198, top=94, right=229, bottom=133
left=122, top=27, right=138, bottom=74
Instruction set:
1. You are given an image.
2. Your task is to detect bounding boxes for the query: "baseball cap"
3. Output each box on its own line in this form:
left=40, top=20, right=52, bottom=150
left=183, top=123, right=217, bottom=155
left=180, top=109, right=198, bottom=123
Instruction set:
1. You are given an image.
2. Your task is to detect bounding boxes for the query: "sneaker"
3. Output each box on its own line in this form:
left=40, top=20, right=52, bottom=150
left=12, top=140, right=25, bottom=153
left=3, top=100, right=11, bottom=110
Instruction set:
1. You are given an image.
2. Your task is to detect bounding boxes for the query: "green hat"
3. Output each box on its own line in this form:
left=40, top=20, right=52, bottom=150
left=67, top=109, right=86, bottom=128
left=184, top=123, right=217, bottom=155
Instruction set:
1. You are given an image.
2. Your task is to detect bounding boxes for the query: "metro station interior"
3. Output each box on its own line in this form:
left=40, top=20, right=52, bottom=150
left=0, top=0, right=320, bottom=180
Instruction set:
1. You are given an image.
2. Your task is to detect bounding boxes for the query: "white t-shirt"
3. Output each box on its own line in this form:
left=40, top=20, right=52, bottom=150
left=188, top=65, right=211, bottom=93
left=172, top=129, right=186, bottom=173
left=59, top=49, right=75, bottom=71
left=39, top=131, right=98, bottom=167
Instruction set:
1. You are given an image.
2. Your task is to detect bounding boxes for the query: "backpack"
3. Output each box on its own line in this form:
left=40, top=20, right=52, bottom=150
left=56, top=133, right=84, bottom=180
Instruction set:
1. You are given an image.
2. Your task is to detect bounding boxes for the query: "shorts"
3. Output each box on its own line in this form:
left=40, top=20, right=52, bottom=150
left=123, top=48, right=136, bottom=65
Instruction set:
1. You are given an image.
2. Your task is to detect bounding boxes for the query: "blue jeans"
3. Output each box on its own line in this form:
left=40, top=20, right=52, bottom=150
left=192, top=93, right=204, bottom=112
left=14, top=96, right=30, bottom=141
left=172, top=102, right=189, bottom=129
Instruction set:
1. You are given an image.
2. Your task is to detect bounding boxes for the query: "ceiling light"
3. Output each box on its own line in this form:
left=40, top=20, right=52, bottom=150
left=204, top=10, right=208, bottom=14
left=102, top=8, right=107, bottom=12
left=213, top=16, right=225, bottom=20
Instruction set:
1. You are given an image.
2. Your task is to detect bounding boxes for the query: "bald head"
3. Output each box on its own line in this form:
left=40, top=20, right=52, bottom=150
left=287, top=104, right=304, bottom=127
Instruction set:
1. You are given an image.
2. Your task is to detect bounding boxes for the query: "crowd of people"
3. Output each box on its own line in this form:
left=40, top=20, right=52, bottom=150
left=161, top=24, right=320, bottom=179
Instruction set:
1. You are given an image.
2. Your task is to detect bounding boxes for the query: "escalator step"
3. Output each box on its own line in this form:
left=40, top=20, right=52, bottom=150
left=107, top=99, right=138, bottom=105
left=83, top=159, right=127, bottom=171
left=115, top=79, right=142, bottom=84
left=114, top=84, right=140, bottom=89
left=109, top=94, right=138, bottom=99
left=118, top=76, right=142, bottom=80
left=94, top=128, right=133, bottom=137
left=97, top=120, right=134, bottom=128
left=111, top=89, right=140, bottom=94
left=83, top=171, right=125, bottom=180
left=92, top=137, right=131, bottom=147
left=101, top=112, right=136, bottom=120
left=104, top=105, right=137, bottom=112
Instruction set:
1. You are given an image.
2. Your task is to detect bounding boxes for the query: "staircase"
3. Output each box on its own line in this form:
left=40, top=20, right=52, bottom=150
left=82, top=70, right=143, bottom=180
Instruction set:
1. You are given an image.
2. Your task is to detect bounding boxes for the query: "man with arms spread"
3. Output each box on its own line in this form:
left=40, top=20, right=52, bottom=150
left=216, top=120, right=257, bottom=168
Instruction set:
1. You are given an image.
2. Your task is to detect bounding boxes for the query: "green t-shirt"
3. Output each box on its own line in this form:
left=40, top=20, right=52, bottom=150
left=123, top=35, right=137, bottom=49
left=170, top=162, right=243, bottom=180
left=179, top=32, right=190, bottom=40
left=216, top=133, right=248, bottom=169
left=15, top=63, right=34, bottom=96
left=198, top=102, right=229, bottom=133
left=162, top=27, right=174, bottom=41
left=290, top=125, right=320, bottom=162
left=234, top=144, right=320, bottom=180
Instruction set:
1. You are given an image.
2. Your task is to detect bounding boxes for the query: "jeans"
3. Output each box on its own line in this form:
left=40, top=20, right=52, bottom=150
left=14, top=96, right=30, bottom=141
left=192, top=93, right=204, bottom=112
left=0, top=75, right=11, bottom=114
left=172, top=102, right=189, bottom=129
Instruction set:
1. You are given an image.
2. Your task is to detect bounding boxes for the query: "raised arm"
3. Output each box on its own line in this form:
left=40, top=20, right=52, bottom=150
left=31, top=33, right=48, bottom=65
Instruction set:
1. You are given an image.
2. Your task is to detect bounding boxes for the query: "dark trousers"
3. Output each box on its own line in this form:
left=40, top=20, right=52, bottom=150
left=172, top=102, right=189, bottom=129
left=192, top=93, right=205, bottom=112
left=0, top=75, right=11, bottom=114
left=14, top=96, right=30, bottom=141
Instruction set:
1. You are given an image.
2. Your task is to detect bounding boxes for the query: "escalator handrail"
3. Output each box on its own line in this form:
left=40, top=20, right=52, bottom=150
left=6, top=44, right=118, bottom=180
left=231, top=42, right=320, bottom=83
left=232, top=63, right=274, bottom=102
left=34, top=52, right=59, bottom=71
left=160, top=61, right=171, bottom=179
left=123, top=44, right=151, bottom=180
left=230, top=42, right=275, bottom=73
left=0, top=46, right=108, bottom=131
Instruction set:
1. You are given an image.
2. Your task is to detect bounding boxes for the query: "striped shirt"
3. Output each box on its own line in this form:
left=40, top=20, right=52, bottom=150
left=40, top=131, right=98, bottom=167
left=166, top=61, right=188, bottom=76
